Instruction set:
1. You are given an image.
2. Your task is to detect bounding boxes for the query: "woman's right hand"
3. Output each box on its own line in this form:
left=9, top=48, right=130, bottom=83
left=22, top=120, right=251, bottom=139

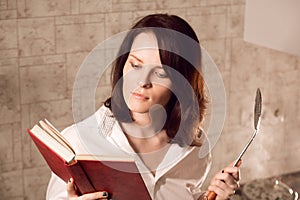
left=67, top=178, right=108, bottom=200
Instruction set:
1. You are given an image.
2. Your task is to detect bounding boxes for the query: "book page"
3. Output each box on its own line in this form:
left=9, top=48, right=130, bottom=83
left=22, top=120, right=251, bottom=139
left=75, top=154, right=134, bottom=162
left=39, top=119, right=75, bottom=155
left=30, top=125, right=75, bottom=163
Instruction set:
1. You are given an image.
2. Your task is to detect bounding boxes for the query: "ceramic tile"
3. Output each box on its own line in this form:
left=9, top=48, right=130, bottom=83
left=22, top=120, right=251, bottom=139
left=0, top=19, right=17, bottom=49
left=226, top=5, right=245, bottom=38
left=23, top=167, right=51, bottom=199
left=0, top=10, right=17, bottom=19
left=55, top=14, right=104, bottom=25
left=198, top=0, right=233, bottom=6
left=187, top=13, right=227, bottom=40
left=19, top=54, right=65, bottom=67
left=0, top=170, right=23, bottom=198
left=20, top=64, right=67, bottom=104
left=0, top=58, right=18, bottom=67
left=112, top=1, right=156, bottom=12
left=71, top=0, right=79, bottom=14
left=29, top=99, right=73, bottom=128
left=66, top=52, right=89, bottom=92
left=201, top=39, right=226, bottom=71
left=16, top=0, right=26, bottom=18
left=230, top=39, right=268, bottom=92
left=79, top=0, right=112, bottom=14
left=7, top=0, right=16, bottom=9
left=21, top=104, right=46, bottom=168
left=232, top=0, right=245, bottom=4
left=186, top=5, right=227, bottom=16
left=0, top=124, right=15, bottom=164
left=56, top=23, right=104, bottom=53
left=0, top=0, right=7, bottom=10
left=0, top=65, right=20, bottom=124
left=23, top=140, right=48, bottom=168
left=17, top=0, right=70, bottom=17
left=18, top=18, right=55, bottom=56
left=0, top=49, right=18, bottom=58
left=0, top=162, right=22, bottom=173
left=264, top=49, right=298, bottom=72
left=105, top=12, right=133, bottom=36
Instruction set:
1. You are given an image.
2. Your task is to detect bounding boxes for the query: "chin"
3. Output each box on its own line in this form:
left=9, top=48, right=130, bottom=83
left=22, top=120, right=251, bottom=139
left=128, top=106, right=150, bottom=114
left=127, top=99, right=151, bottom=112
left=128, top=102, right=152, bottom=113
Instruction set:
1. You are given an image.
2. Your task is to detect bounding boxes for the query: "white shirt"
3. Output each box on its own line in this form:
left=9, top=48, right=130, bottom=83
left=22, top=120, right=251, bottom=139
left=46, top=105, right=211, bottom=200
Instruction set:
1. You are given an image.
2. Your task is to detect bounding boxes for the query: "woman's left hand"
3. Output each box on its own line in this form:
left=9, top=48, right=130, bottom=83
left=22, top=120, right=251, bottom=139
left=207, top=161, right=241, bottom=200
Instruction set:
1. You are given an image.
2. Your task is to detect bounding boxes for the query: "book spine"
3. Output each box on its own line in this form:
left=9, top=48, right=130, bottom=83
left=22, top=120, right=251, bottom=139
left=67, top=161, right=96, bottom=195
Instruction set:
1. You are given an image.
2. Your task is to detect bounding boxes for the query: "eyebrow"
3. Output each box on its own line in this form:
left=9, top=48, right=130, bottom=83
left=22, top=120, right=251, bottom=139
left=129, top=54, right=143, bottom=64
left=129, top=53, right=163, bottom=69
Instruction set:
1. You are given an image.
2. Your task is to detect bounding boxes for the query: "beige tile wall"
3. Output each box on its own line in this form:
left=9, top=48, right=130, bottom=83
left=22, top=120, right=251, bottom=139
left=0, top=0, right=299, bottom=199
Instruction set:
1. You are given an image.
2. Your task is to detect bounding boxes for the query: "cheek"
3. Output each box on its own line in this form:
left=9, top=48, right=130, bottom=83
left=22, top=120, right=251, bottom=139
left=154, top=87, right=172, bottom=105
left=122, top=64, right=133, bottom=91
left=122, top=68, right=140, bottom=104
left=122, top=75, right=133, bottom=103
left=122, top=65, right=130, bottom=101
left=123, top=62, right=130, bottom=74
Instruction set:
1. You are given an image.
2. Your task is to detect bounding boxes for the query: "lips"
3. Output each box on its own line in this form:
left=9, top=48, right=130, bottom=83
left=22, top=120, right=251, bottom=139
left=131, top=92, right=149, bottom=100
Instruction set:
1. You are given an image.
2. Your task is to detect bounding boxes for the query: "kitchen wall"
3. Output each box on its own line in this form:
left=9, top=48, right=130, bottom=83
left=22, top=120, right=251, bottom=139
left=0, top=0, right=299, bottom=199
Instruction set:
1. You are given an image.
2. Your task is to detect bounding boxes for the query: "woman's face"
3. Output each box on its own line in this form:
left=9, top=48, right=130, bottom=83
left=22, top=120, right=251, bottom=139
left=122, top=32, right=172, bottom=114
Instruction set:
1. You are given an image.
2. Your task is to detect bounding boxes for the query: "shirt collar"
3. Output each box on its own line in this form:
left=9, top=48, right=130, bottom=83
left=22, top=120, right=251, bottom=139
left=97, top=106, right=196, bottom=180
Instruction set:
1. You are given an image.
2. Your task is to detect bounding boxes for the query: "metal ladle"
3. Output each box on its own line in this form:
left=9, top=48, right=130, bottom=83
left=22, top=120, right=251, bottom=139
left=205, top=88, right=263, bottom=200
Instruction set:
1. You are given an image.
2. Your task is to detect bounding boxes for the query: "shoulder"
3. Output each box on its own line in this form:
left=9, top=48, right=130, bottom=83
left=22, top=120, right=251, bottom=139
left=61, top=105, right=112, bottom=133
left=60, top=105, right=115, bottom=152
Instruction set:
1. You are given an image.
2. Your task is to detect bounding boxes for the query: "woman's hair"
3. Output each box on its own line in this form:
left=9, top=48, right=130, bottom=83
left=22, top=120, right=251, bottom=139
left=104, top=13, right=207, bottom=146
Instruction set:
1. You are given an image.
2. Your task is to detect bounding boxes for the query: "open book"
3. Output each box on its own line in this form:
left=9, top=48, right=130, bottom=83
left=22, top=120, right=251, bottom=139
left=27, top=119, right=151, bottom=200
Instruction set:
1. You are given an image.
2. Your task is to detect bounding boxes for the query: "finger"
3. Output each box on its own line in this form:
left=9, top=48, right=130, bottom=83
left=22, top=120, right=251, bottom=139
left=229, top=159, right=242, bottom=168
left=235, top=159, right=242, bottom=167
left=212, top=171, right=239, bottom=191
left=228, top=159, right=242, bottom=179
left=223, top=166, right=239, bottom=174
left=208, top=184, right=226, bottom=199
left=220, top=172, right=239, bottom=187
left=222, top=166, right=240, bottom=181
left=81, top=191, right=108, bottom=199
left=67, top=178, right=78, bottom=198
left=208, top=180, right=235, bottom=200
left=213, top=180, right=236, bottom=199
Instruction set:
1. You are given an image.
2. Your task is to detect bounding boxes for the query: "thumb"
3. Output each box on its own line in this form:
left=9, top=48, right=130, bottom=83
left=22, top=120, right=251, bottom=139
left=230, top=159, right=242, bottom=167
left=235, top=159, right=242, bottom=167
left=67, top=178, right=78, bottom=198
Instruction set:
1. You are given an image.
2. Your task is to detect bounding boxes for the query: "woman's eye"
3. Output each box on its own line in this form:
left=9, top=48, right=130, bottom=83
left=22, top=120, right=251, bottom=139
left=131, top=63, right=141, bottom=69
left=154, top=71, right=168, bottom=78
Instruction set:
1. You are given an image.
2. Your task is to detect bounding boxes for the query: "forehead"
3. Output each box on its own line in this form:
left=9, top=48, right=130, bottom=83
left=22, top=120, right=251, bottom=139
left=131, top=32, right=159, bottom=51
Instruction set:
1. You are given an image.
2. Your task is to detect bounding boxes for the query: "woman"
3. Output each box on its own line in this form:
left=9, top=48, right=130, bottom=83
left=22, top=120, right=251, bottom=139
left=46, top=14, right=240, bottom=200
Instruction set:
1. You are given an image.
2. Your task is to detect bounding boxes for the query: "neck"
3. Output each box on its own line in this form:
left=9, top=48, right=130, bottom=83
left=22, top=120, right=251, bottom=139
left=131, top=112, right=151, bottom=126
left=122, top=104, right=167, bottom=139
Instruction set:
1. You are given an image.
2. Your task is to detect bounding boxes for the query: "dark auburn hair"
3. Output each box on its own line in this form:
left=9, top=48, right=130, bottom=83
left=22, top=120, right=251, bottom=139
left=104, top=13, right=207, bottom=146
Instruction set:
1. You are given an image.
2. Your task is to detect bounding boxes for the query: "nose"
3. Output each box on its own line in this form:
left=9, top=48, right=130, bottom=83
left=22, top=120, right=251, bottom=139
left=138, top=80, right=152, bottom=88
left=138, top=68, right=152, bottom=88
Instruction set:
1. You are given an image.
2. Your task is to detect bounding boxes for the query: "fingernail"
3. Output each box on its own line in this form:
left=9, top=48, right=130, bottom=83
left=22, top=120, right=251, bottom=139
left=103, top=191, right=107, bottom=197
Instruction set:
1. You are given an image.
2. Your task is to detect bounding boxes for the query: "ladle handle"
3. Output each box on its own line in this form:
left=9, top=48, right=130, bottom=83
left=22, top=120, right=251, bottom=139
left=204, top=191, right=217, bottom=200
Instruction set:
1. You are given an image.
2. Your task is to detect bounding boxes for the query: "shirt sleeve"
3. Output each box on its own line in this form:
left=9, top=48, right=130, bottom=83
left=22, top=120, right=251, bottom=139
left=46, top=172, right=68, bottom=200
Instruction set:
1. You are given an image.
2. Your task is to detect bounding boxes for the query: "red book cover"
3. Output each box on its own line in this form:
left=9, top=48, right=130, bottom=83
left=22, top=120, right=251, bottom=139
left=27, top=126, right=152, bottom=200
left=79, top=159, right=151, bottom=199
left=27, top=129, right=95, bottom=194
